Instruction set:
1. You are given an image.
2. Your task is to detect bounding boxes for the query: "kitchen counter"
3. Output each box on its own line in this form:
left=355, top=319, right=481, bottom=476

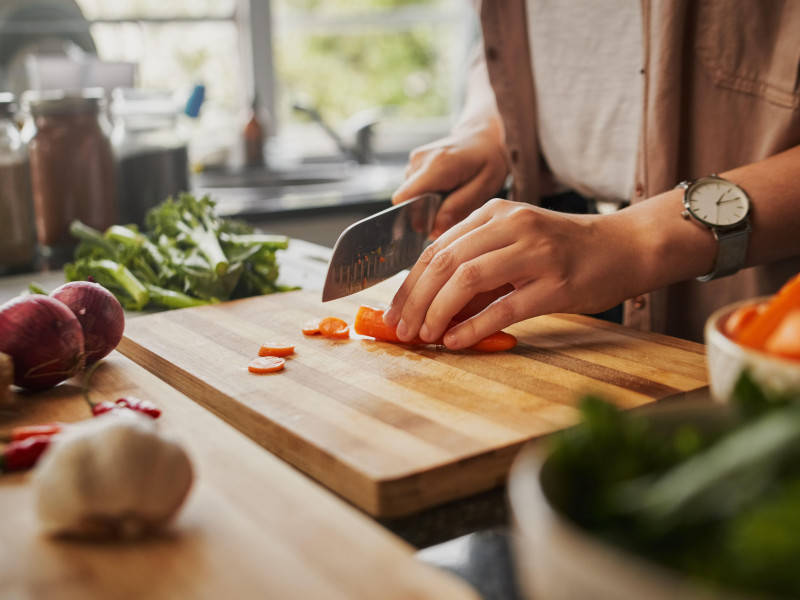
left=0, top=237, right=524, bottom=600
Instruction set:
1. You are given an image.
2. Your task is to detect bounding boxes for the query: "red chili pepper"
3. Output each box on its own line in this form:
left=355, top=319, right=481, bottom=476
left=1, top=435, right=52, bottom=472
left=1, top=423, right=63, bottom=443
left=92, top=397, right=162, bottom=419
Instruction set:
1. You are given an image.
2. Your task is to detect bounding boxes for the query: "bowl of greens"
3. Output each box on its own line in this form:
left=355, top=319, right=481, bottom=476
left=508, top=374, right=800, bottom=600
left=705, top=274, right=800, bottom=404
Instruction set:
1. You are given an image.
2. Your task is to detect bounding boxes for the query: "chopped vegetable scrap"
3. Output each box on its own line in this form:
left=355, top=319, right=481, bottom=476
left=1, top=423, right=63, bottom=443
left=319, top=317, right=350, bottom=339
left=1, top=435, right=52, bottom=472
left=353, top=305, right=518, bottom=352
left=64, top=193, right=295, bottom=311
left=248, top=356, right=286, bottom=374
left=258, top=343, right=295, bottom=357
left=301, top=319, right=321, bottom=336
left=92, top=397, right=163, bottom=419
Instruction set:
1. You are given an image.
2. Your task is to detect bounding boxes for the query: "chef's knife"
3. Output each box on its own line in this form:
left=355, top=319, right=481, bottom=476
left=322, top=192, right=442, bottom=301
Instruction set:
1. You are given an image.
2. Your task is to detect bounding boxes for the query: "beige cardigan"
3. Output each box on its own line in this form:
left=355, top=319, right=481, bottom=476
left=476, top=0, right=800, bottom=341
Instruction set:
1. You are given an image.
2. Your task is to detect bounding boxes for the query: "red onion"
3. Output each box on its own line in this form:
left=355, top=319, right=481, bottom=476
left=49, top=281, right=125, bottom=365
left=0, top=295, right=86, bottom=390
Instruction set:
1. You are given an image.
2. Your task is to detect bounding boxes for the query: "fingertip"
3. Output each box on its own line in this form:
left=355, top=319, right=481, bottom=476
left=443, top=328, right=465, bottom=350
left=383, top=306, right=399, bottom=326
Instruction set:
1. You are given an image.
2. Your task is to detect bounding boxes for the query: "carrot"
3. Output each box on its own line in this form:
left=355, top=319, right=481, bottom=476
left=723, top=303, right=764, bottom=339
left=248, top=356, right=286, bottom=374
left=302, top=319, right=321, bottom=336
left=736, top=273, right=800, bottom=350
left=319, top=316, right=350, bottom=339
left=258, top=342, right=295, bottom=357
left=469, top=330, right=518, bottom=352
left=354, top=305, right=517, bottom=352
left=764, top=308, right=800, bottom=361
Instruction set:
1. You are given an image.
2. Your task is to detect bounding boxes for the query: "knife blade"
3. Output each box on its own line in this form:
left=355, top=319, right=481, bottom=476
left=322, top=193, right=442, bottom=301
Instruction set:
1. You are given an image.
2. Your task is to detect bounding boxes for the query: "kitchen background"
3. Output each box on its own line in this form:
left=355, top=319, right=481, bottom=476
left=0, top=0, right=476, bottom=270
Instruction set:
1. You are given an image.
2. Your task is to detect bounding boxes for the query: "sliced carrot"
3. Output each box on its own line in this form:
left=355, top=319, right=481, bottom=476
left=469, top=330, right=518, bottom=352
left=302, top=319, right=321, bottom=336
left=354, top=305, right=517, bottom=352
left=319, top=316, right=350, bottom=339
left=764, top=308, right=800, bottom=361
left=723, top=303, right=764, bottom=339
left=258, top=342, right=295, bottom=357
left=248, top=356, right=286, bottom=374
left=736, top=273, right=800, bottom=350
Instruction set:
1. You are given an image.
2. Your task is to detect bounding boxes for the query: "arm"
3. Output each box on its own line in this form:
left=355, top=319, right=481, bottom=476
left=383, top=145, right=800, bottom=349
left=392, top=47, right=510, bottom=237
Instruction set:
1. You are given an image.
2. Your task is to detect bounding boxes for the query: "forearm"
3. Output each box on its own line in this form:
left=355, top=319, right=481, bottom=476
left=615, top=144, right=800, bottom=294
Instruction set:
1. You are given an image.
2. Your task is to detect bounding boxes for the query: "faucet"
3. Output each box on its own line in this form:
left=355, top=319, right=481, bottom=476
left=292, top=100, right=380, bottom=164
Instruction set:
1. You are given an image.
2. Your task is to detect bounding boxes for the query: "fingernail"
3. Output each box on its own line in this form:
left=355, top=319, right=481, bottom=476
left=383, top=307, right=398, bottom=325
left=444, top=330, right=462, bottom=349
left=420, top=323, right=431, bottom=342
left=396, top=320, right=409, bottom=340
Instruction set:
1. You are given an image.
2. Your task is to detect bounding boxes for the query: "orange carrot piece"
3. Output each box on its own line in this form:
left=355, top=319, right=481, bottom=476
left=354, top=305, right=517, bottom=352
left=319, top=316, right=350, bottom=339
left=736, top=273, right=800, bottom=350
left=258, top=342, right=295, bottom=357
left=469, top=330, right=518, bottom=352
left=764, top=308, right=800, bottom=361
left=302, top=319, right=321, bottom=336
left=723, top=303, right=763, bottom=339
left=248, top=356, right=286, bottom=374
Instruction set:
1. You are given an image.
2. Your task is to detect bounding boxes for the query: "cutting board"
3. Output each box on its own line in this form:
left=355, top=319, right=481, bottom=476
left=0, top=353, right=477, bottom=600
left=119, top=278, right=709, bottom=517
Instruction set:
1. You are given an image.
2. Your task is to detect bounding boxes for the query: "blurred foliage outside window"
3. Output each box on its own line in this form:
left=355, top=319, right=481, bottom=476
left=75, top=0, right=474, bottom=155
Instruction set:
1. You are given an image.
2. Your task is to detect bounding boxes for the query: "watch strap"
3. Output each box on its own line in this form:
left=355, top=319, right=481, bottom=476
left=697, top=220, right=752, bottom=282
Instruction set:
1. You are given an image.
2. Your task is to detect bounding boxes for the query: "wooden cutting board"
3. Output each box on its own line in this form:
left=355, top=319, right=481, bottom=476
left=0, top=353, right=477, bottom=600
left=119, top=278, right=709, bottom=517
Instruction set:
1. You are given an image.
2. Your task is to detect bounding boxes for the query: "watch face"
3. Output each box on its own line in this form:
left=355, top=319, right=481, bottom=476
left=685, top=177, right=750, bottom=227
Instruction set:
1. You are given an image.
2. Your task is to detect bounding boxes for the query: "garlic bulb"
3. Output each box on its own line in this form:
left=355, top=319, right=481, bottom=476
left=33, top=410, right=194, bottom=539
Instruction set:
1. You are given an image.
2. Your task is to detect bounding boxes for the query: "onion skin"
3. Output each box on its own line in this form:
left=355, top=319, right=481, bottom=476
left=50, top=281, right=125, bottom=365
left=0, top=295, right=86, bottom=390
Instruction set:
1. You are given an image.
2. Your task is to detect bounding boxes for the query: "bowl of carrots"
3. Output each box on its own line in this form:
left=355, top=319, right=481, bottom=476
left=705, top=273, right=800, bottom=403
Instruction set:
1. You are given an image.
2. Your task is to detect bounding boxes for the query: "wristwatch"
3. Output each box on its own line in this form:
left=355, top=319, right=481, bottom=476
left=677, top=174, right=752, bottom=282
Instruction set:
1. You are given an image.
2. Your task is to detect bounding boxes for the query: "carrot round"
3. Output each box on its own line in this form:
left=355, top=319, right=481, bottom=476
left=764, top=309, right=800, bottom=361
left=736, top=273, right=800, bottom=350
left=258, top=342, right=295, bottom=357
left=248, top=356, right=286, bottom=374
left=302, top=319, right=321, bottom=336
left=723, top=303, right=764, bottom=339
left=319, top=317, right=350, bottom=339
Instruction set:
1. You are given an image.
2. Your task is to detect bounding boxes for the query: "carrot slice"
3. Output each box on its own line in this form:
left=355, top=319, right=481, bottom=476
left=302, top=319, right=321, bottom=336
left=736, top=273, right=800, bottom=350
left=723, top=303, right=764, bottom=339
left=248, top=356, right=286, bottom=374
left=764, top=309, right=800, bottom=361
left=258, top=343, right=295, bottom=357
left=354, top=305, right=517, bottom=352
left=319, top=316, right=350, bottom=339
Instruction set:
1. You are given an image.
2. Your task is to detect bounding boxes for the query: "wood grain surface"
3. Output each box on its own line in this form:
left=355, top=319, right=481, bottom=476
left=0, top=353, right=478, bottom=600
left=119, top=277, right=709, bottom=517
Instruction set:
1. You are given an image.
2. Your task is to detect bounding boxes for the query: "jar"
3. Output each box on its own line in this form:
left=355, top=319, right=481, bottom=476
left=23, top=89, right=116, bottom=263
left=111, top=88, right=188, bottom=226
left=0, top=93, right=35, bottom=272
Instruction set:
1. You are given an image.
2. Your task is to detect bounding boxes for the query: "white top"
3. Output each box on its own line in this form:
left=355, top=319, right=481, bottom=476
left=526, top=0, right=643, bottom=202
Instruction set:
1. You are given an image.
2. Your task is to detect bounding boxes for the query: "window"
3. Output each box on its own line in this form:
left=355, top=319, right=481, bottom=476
left=73, top=0, right=475, bottom=164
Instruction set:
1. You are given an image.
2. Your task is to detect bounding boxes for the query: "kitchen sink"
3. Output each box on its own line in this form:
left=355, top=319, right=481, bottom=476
left=191, top=161, right=405, bottom=219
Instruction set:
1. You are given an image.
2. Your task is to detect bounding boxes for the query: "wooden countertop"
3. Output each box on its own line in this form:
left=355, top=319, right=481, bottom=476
left=0, top=352, right=478, bottom=600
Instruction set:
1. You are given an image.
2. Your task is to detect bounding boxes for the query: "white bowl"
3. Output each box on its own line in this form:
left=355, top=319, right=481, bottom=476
left=507, top=402, right=755, bottom=600
left=705, top=298, right=800, bottom=402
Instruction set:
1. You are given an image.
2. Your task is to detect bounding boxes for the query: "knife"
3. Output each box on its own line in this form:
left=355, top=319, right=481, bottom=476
left=322, top=193, right=442, bottom=301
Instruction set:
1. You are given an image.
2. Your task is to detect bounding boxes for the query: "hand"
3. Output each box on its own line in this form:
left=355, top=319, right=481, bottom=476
left=392, top=124, right=510, bottom=238
left=383, top=199, right=650, bottom=349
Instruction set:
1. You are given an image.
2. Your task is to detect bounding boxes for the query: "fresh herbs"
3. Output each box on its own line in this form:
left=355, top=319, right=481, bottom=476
left=548, top=370, right=800, bottom=598
left=64, top=193, right=294, bottom=310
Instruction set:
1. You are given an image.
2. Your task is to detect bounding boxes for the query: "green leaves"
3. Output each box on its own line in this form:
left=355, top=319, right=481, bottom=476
left=64, top=194, right=294, bottom=310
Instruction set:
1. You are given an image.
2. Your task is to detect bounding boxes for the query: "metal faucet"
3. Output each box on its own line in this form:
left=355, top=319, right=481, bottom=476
left=292, top=100, right=380, bottom=164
